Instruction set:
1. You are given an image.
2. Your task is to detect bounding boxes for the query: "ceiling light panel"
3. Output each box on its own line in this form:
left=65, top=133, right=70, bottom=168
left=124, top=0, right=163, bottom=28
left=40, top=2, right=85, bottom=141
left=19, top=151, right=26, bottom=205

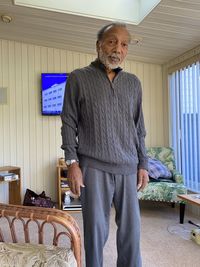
left=14, top=0, right=161, bottom=25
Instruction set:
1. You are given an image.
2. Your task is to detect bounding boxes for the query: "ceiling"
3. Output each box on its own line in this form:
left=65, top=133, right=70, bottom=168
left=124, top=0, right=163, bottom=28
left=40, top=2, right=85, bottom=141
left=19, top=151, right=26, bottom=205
left=13, top=0, right=162, bottom=25
left=0, top=0, right=200, bottom=64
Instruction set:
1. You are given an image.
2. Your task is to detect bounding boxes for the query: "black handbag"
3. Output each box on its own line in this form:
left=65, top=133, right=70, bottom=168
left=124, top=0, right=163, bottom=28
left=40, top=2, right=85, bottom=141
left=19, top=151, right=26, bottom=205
left=23, top=188, right=56, bottom=208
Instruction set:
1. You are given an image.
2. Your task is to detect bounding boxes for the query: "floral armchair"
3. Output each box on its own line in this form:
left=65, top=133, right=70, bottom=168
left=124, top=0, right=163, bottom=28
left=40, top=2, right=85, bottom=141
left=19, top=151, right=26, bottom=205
left=138, top=147, right=187, bottom=223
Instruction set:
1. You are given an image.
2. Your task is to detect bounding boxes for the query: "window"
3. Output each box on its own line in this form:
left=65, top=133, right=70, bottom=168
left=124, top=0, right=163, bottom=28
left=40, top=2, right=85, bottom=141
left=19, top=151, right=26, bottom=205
left=169, top=61, right=200, bottom=193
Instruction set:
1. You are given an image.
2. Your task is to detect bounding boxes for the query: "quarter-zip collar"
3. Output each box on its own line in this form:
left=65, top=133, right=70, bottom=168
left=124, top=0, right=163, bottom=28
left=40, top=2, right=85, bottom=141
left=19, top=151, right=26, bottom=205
left=90, top=58, right=123, bottom=75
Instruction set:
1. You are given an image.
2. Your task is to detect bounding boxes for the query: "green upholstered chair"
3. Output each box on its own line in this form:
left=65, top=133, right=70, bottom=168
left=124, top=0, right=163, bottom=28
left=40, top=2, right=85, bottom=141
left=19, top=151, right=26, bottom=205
left=138, top=147, right=187, bottom=223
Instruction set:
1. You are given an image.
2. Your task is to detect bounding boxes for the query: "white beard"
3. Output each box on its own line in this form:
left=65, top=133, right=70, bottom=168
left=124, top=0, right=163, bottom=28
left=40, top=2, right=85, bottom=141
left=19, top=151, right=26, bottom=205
left=98, top=49, right=120, bottom=70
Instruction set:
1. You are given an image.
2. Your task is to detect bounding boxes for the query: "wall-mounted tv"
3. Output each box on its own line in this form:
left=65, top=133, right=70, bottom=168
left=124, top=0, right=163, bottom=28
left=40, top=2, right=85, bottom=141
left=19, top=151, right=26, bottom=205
left=41, top=73, right=68, bottom=115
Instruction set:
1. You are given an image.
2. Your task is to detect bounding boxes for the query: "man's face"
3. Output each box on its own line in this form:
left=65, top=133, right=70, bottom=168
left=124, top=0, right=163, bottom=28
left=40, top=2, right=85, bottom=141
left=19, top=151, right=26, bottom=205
left=97, top=26, right=130, bottom=70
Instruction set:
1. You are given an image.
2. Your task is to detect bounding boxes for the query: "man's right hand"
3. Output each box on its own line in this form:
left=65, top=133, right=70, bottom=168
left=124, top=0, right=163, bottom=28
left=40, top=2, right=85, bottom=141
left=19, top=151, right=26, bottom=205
left=67, top=163, right=85, bottom=196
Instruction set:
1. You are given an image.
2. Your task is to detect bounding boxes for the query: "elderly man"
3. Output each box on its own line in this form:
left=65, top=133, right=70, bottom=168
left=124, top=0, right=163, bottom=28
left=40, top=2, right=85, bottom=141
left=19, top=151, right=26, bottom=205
left=61, top=22, right=149, bottom=267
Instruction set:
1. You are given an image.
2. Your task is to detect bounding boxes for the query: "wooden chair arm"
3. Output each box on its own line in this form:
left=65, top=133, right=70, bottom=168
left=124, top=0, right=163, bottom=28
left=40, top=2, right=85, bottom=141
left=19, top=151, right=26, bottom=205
left=0, top=203, right=82, bottom=267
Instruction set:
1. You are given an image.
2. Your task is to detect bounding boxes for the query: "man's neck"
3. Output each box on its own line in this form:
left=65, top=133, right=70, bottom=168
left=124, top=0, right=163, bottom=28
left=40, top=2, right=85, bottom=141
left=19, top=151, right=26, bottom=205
left=106, top=68, right=116, bottom=82
left=105, top=67, right=114, bottom=74
left=96, top=59, right=118, bottom=81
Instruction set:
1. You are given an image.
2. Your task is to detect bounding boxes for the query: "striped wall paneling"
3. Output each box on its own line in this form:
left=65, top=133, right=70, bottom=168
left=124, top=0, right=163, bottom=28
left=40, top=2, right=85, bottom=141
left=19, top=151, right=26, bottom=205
left=0, top=39, right=165, bottom=202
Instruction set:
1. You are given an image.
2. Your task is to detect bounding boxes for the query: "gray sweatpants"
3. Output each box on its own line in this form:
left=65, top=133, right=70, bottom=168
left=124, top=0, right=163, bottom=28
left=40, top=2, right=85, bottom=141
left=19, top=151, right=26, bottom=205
left=80, top=166, right=142, bottom=267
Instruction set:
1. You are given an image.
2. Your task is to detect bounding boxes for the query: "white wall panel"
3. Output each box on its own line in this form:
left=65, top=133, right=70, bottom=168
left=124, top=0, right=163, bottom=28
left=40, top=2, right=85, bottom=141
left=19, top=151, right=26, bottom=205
left=0, top=41, right=3, bottom=165
left=121, top=60, right=164, bottom=146
left=0, top=39, right=165, bottom=203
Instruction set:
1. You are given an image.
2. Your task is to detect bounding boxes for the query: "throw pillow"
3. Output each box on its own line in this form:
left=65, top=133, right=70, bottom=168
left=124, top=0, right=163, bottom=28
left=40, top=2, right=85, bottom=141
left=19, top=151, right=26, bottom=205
left=148, top=157, right=172, bottom=180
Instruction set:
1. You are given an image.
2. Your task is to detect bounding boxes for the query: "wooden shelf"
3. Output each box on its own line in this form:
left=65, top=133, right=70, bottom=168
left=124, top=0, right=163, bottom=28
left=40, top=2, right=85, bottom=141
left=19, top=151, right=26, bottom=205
left=0, top=166, right=21, bottom=205
left=60, top=177, right=69, bottom=181
left=57, top=161, right=81, bottom=212
left=61, top=187, right=70, bottom=192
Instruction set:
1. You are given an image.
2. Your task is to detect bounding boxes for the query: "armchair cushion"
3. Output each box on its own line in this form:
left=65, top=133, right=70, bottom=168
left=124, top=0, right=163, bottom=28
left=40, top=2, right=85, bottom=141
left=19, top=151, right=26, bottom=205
left=138, top=182, right=186, bottom=202
left=146, top=147, right=175, bottom=171
left=0, top=242, right=77, bottom=267
left=148, top=157, right=172, bottom=180
left=138, top=147, right=187, bottom=203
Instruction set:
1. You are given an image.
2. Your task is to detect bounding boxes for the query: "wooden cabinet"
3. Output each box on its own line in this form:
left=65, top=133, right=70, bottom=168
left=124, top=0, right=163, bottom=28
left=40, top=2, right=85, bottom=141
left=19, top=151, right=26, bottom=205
left=0, top=166, right=21, bottom=205
left=57, top=161, right=81, bottom=211
left=57, top=163, right=69, bottom=210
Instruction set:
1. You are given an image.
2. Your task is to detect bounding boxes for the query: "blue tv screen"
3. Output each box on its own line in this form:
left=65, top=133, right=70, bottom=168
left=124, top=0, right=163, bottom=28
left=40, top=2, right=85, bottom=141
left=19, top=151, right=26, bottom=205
left=41, top=73, right=68, bottom=115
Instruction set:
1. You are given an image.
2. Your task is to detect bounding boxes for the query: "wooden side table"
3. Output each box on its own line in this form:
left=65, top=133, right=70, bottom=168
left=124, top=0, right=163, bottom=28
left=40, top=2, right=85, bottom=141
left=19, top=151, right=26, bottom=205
left=0, top=166, right=21, bottom=205
left=178, top=194, right=200, bottom=224
left=178, top=194, right=200, bottom=207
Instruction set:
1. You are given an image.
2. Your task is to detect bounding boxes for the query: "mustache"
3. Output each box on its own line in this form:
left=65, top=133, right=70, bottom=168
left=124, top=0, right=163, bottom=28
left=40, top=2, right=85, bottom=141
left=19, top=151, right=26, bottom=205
left=109, top=53, right=120, bottom=61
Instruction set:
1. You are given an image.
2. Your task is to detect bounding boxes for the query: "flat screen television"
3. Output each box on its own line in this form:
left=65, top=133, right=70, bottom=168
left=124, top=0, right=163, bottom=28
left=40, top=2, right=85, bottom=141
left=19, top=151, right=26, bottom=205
left=41, top=73, right=68, bottom=115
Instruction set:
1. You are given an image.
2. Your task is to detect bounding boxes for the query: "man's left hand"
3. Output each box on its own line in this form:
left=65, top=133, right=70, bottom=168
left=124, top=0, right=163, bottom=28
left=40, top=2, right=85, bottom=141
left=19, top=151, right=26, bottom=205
left=137, top=169, right=149, bottom=191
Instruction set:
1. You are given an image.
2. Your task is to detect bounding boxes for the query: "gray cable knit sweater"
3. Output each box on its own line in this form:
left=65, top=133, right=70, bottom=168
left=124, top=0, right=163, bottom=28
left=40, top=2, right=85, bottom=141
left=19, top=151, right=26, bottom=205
left=61, top=59, right=148, bottom=175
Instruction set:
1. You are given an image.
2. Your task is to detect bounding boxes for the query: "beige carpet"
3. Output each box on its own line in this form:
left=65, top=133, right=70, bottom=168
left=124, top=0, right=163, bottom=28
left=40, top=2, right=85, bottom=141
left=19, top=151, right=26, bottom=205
left=72, top=202, right=200, bottom=267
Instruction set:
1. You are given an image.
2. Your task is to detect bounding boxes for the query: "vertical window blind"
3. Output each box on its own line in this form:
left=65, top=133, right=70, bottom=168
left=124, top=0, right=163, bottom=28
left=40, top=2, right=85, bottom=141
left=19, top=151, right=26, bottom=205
left=169, top=60, right=200, bottom=193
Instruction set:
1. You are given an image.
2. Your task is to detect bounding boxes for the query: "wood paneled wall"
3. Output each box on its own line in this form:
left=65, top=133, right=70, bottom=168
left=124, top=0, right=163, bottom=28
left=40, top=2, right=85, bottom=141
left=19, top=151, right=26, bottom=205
left=0, top=39, right=166, bottom=201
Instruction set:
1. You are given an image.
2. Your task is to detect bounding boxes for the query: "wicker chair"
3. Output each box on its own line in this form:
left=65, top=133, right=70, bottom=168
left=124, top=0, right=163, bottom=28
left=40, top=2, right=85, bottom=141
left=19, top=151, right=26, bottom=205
left=138, top=147, right=187, bottom=223
left=0, top=203, right=82, bottom=267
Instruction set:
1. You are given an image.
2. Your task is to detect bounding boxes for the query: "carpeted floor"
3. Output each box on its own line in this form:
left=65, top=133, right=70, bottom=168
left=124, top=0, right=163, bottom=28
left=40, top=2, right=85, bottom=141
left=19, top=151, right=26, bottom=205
left=72, top=201, right=200, bottom=267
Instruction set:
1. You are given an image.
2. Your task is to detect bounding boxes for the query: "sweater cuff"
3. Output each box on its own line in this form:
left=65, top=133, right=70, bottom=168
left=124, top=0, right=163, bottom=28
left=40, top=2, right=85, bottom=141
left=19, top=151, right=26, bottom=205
left=64, top=151, right=79, bottom=162
left=138, top=159, right=148, bottom=172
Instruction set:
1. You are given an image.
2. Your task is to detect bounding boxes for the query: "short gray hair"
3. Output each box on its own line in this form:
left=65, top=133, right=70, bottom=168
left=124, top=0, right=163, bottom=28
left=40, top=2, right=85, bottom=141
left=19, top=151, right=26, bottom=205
left=97, top=22, right=131, bottom=42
